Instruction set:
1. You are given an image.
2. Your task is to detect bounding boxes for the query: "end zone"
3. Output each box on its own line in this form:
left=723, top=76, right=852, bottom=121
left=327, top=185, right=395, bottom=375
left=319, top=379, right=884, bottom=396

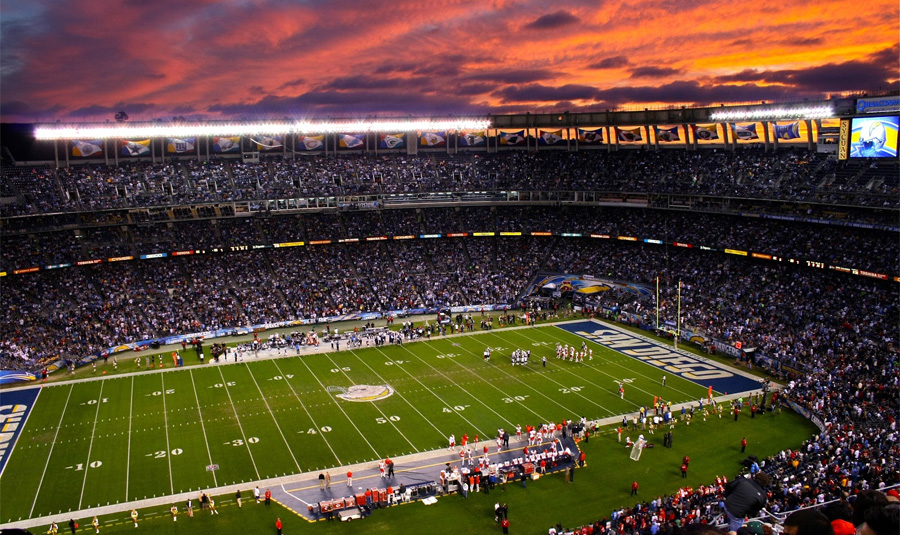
left=0, top=386, right=41, bottom=477
left=556, top=320, right=762, bottom=395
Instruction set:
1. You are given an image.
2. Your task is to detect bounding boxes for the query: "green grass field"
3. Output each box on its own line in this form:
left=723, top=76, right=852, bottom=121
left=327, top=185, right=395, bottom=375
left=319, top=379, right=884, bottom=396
left=1, top=320, right=815, bottom=532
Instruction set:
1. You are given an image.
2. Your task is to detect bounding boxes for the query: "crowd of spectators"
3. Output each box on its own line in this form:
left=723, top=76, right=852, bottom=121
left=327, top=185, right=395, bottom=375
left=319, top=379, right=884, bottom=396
left=1, top=152, right=898, bottom=534
left=2, top=150, right=898, bottom=217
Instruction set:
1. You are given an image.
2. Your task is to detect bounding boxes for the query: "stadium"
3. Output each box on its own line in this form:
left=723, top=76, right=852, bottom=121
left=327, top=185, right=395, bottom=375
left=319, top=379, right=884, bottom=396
left=1, top=2, right=899, bottom=534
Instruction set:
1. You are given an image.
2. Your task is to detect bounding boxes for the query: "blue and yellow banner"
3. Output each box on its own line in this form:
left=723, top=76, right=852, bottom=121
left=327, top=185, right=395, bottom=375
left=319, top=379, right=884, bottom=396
left=459, top=131, right=486, bottom=146
left=577, top=128, right=603, bottom=143
left=419, top=131, right=446, bottom=147
left=379, top=133, right=405, bottom=149
left=71, top=140, right=103, bottom=157
left=538, top=129, right=565, bottom=145
left=339, top=133, right=365, bottom=149
left=213, top=136, right=240, bottom=153
left=121, top=139, right=151, bottom=156
left=166, top=137, right=196, bottom=154
left=297, top=135, right=325, bottom=151
left=773, top=122, right=801, bottom=140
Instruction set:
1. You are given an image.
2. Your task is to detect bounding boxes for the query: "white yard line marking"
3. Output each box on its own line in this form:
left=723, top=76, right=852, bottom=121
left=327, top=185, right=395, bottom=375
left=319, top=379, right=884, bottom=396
left=78, top=380, right=105, bottom=509
left=327, top=351, right=418, bottom=452
left=125, top=376, right=134, bottom=500
left=30, top=386, right=69, bottom=517
left=293, top=355, right=381, bottom=459
left=217, top=367, right=261, bottom=480
left=518, top=327, right=696, bottom=403
left=368, top=347, right=466, bottom=439
left=244, top=365, right=302, bottom=473
left=396, top=342, right=541, bottom=428
left=160, top=374, right=174, bottom=495
left=188, top=369, right=217, bottom=487
left=271, top=360, right=342, bottom=467
left=479, top=331, right=624, bottom=414
left=494, top=329, right=634, bottom=412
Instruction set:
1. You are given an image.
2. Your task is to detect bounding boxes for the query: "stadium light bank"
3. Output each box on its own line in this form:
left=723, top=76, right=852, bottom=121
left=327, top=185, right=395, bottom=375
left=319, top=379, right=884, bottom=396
left=709, top=106, right=834, bottom=122
left=34, top=118, right=493, bottom=140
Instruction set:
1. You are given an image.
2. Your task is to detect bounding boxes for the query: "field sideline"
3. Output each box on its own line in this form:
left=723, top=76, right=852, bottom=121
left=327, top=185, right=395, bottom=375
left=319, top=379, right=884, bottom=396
left=0, top=319, right=765, bottom=527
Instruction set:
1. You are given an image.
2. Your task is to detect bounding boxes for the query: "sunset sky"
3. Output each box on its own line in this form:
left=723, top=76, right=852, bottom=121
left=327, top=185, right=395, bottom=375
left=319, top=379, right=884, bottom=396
left=1, top=0, right=897, bottom=123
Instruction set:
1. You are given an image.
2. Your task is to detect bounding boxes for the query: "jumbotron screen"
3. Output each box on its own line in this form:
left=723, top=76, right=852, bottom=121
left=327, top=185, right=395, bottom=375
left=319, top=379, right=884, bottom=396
left=848, top=115, right=899, bottom=158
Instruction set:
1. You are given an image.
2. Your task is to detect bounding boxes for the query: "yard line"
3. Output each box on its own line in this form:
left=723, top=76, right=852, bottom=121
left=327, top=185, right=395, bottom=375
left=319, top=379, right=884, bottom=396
left=491, top=333, right=636, bottom=416
left=125, top=376, right=134, bottom=501
left=160, top=374, right=174, bottom=495
left=217, top=367, right=261, bottom=481
left=292, top=354, right=381, bottom=459
left=480, top=330, right=625, bottom=415
left=188, top=369, right=217, bottom=487
left=394, top=343, right=535, bottom=428
left=369, top=347, right=477, bottom=439
left=244, top=365, right=302, bottom=473
left=29, top=385, right=71, bottom=517
left=271, top=360, right=342, bottom=467
left=325, top=351, right=418, bottom=452
left=533, top=326, right=700, bottom=400
left=78, top=380, right=105, bottom=509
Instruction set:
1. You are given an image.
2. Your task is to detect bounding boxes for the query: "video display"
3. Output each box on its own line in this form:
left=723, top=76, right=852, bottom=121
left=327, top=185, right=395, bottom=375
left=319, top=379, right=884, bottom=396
left=849, top=116, right=898, bottom=158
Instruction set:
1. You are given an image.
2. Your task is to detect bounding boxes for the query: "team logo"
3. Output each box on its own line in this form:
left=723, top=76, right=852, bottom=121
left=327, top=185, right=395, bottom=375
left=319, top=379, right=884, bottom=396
left=327, top=384, right=394, bottom=402
left=856, top=121, right=887, bottom=156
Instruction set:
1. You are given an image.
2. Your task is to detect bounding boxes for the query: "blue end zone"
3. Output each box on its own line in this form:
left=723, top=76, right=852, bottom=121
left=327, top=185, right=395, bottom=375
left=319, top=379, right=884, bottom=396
left=556, top=321, right=762, bottom=395
left=0, top=386, right=41, bottom=477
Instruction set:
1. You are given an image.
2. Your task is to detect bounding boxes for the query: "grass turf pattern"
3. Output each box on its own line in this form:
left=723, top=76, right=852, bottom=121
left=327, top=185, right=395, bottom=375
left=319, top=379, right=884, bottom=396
left=0, top=322, right=788, bottom=524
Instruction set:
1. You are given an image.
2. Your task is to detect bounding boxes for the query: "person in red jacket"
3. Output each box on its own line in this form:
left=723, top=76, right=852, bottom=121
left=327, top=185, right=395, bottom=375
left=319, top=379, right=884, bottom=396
left=631, top=480, right=639, bottom=496
left=501, top=517, right=510, bottom=534
left=741, top=437, right=747, bottom=453
left=681, top=462, right=688, bottom=478
left=265, top=488, right=272, bottom=506
left=275, top=517, right=283, bottom=535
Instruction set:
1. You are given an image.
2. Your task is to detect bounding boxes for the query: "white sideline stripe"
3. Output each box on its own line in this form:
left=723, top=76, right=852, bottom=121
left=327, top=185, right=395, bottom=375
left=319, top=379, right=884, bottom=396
left=244, top=365, right=302, bottom=473
left=293, top=354, right=380, bottom=459
left=125, top=376, right=134, bottom=500
left=280, top=484, right=310, bottom=506
left=217, top=367, right=261, bottom=480
left=326, top=351, right=418, bottom=453
left=161, top=374, right=174, bottom=495
left=0, top=385, right=42, bottom=480
left=492, top=329, right=640, bottom=413
left=78, top=380, right=105, bottom=509
left=399, top=341, right=547, bottom=427
left=370, top=346, right=470, bottom=440
left=31, top=386, right=68, bottom=517
left=188, top=369, right=217, bottom=487
left=527, top=326, right=700, bottom=401
left=271, top=360, right=342, bottom=467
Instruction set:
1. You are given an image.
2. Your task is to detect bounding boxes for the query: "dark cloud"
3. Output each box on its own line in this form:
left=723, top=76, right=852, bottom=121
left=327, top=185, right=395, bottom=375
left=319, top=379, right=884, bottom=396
left=523, top=10, right=581, bottom=30
left=588, top=55, right=631, bottom=69
left=321, top=76, right=404, bottom=90
left=630, top=66, right=683, bottom=78
left=710, top=47, right=898, bottom=92
left=493, top=83, right=598, bottom=103
left=277, top=78, right=306, bottom=90
left=594, top=80, right=799, bottom=107
left=464, top=69, right=557, bottom=84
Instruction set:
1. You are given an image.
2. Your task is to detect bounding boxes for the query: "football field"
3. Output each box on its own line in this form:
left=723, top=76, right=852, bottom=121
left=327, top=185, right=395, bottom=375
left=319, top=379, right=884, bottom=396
left=0, top=320, right=760, bottom=523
